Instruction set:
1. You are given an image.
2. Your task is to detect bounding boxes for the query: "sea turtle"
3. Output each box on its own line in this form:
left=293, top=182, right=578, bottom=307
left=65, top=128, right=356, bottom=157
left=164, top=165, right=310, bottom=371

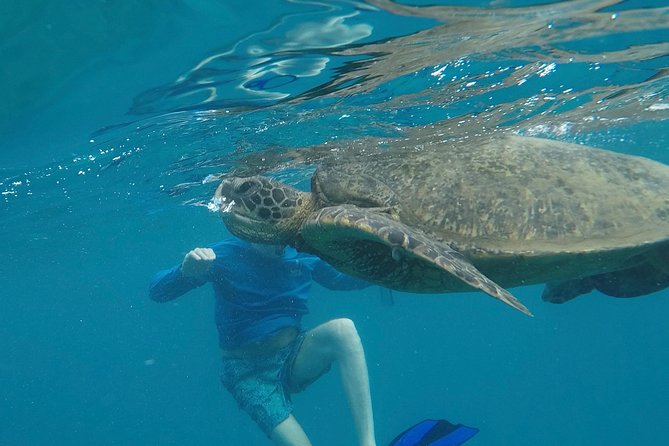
left=212, top=134, right=669, bottom=316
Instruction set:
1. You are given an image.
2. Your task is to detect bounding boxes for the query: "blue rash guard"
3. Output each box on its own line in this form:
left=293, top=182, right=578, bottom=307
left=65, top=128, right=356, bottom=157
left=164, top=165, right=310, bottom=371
left=149, top=237, right=368, bottom=350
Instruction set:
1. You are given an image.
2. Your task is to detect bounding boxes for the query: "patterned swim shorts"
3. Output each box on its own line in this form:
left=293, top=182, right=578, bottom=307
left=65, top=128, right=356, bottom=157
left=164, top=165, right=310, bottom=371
left=219, top=333, right=306, bottom=436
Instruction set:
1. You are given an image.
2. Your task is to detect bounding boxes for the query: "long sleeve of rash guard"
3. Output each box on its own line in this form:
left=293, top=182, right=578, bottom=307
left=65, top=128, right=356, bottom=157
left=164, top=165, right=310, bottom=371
left=310, top=259, right=371, bottom=291
left=149, top=265, right=209, bottom=302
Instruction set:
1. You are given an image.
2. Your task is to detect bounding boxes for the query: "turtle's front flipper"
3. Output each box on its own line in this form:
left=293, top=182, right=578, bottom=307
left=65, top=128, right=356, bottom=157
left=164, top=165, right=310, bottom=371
left=301, top=205, right=532, bottom=316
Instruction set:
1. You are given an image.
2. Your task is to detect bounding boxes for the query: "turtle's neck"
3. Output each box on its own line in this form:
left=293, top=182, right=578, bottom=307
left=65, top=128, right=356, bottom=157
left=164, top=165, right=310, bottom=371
left=283, top=191, right=321, bottom=253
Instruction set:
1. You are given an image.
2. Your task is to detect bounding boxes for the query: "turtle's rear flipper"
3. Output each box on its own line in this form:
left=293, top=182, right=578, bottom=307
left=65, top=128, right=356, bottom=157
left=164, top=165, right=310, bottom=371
left=543, top=262, right=669, bottom=303
left=542, top=278, right=595, bottom=303
left=593, top=262, right=669, bottom=298
left=301, top=205, right=533, bottom=316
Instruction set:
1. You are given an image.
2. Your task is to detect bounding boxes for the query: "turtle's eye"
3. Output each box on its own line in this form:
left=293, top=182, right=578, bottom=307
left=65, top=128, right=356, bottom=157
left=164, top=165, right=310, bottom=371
left=235, top=180, right=255, bottom=195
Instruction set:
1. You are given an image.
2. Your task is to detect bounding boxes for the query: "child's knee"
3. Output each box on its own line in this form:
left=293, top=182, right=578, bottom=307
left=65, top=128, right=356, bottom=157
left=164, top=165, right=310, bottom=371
left=329, top=318, right=361, bottom=346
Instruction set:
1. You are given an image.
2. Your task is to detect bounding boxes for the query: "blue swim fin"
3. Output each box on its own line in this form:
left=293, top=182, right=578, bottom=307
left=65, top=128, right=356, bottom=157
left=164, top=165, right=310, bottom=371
left=389, top=419, right=479, bottom=446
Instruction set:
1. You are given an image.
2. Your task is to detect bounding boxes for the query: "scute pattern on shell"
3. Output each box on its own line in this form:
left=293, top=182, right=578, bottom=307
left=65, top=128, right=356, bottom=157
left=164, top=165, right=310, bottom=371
left=315, top=134, right=669, bottom=254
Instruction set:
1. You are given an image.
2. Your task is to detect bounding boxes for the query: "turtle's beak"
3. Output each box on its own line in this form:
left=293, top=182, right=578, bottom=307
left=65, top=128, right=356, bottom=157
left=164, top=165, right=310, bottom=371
left=212, top=180, right=237, bottom=214
left=207, top=196, right=236, bottom=213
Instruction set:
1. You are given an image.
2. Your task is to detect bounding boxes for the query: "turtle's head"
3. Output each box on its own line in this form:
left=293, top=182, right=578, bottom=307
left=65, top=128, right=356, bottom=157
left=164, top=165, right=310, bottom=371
left=213, top=176, right=313, bottom=245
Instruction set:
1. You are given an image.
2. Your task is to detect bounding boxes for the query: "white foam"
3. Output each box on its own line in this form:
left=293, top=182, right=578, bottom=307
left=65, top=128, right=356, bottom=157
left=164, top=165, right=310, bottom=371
left=207, top=196, right=235, bottom=213
left=647, top=103, right=669, bottom=111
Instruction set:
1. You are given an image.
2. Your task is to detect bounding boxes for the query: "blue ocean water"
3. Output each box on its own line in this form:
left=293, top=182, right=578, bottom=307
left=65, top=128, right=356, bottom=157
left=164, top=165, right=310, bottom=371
left=1, top=1, right=668, bottom=445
